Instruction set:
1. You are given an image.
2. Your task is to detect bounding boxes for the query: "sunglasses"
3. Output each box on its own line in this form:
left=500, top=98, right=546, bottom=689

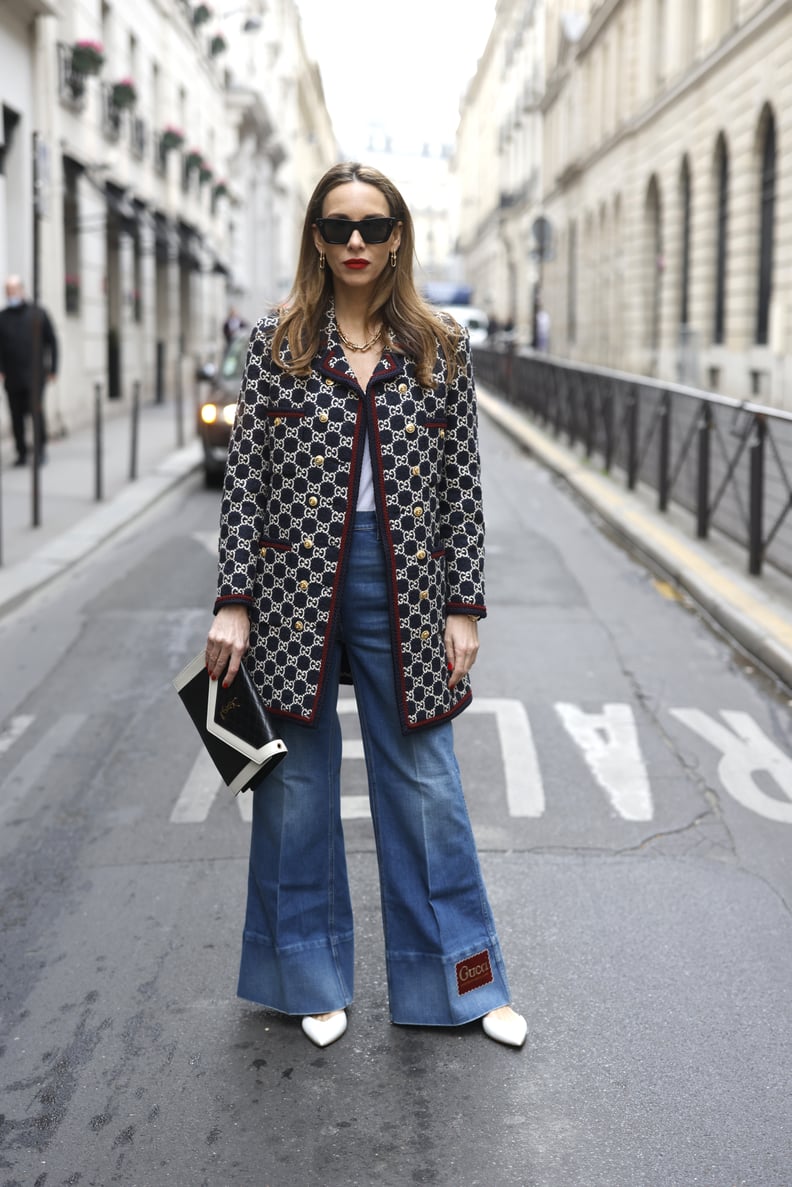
left=315, top=216, right=397, bottom=245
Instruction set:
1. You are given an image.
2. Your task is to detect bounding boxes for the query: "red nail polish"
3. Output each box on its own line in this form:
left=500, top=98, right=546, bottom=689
left=222, top=682, right=229, bottom=689
left=211, top=674, right=217, bottom=681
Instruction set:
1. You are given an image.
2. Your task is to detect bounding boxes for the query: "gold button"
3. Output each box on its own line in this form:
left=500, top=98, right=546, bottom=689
left=420, top=629, right=430, bottom=640
left=303, top=538, right=314, bottom=549
left=412, top=465, right=420, bottom=476
left=419, top=590, right=428, bottom=600
left=274, top=417, right=282, bottom=427
left=299, top=580, right=308, bottom=591
left=439, top=428, right=445, bottom=438
left=294, top=620, right=303, bottom=631
left=417, top=549, right=426, bottom=560
left=325, top=380, right=334, bottom=389
left=413, top=505, right=423, bottom=517
left=308, top=496, right=318, bottom=508
left=318, top=412, right=329, bottom=423
left=259, top=547, right=267, bottom=557
left=398, top=383, right=408, bottom=394
left=313, top=455, right=324, bottom=466
left=405, top=423, right=416, bottom=434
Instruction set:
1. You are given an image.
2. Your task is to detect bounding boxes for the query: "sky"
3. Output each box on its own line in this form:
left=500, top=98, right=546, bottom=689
left=294, top=0, right=497, bottom=157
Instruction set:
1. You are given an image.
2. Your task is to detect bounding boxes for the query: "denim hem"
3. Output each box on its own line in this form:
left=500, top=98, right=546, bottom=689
left=237, top=932, right=354, bottom=1016
left=385, top=946, right=511, bottom=1027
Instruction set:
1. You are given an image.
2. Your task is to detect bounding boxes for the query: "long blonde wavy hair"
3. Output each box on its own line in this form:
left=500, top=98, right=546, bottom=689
left=270, top=162, right=460, bottom=389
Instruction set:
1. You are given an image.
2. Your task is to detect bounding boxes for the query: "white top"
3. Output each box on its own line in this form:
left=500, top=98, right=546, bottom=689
left=357, top=431, right=375, bottom=511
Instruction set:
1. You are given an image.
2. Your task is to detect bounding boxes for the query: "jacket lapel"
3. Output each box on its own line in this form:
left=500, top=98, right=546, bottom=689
left=314, top=306, right=407, bottom=392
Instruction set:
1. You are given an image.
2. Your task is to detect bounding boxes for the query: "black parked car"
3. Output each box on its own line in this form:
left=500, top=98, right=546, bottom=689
left=197, top=330, right=250, bottom=485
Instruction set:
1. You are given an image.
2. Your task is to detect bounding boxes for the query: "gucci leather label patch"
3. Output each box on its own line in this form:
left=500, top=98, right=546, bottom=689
left=456, top=949, right=493, bottom=995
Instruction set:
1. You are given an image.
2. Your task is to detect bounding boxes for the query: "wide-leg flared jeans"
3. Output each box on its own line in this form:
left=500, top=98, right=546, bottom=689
left=237, top=512, right=511, bottom=1025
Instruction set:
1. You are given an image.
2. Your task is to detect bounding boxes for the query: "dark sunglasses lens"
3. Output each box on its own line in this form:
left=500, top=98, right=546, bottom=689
left=320, top=219, right=351, bottom=244
left=359, top=218, right=393, bottom=243
left=318, top=217, right=394, bottom=244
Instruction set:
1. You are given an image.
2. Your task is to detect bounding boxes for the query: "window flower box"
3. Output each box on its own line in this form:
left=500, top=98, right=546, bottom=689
left=161, top=126, right=185, bottom=152
left=212, top=180, right=229, bottom=201
left=199, top=162, right=213, bottom=185
left=209, top=33, right=227, bottom=56
left=185, top=149, right=203, bottom=173
left=71, top=40, right=104, bottom=75
left=111, top=78, right=137, bottom=109
left=193, top=3, right=212, bottom=27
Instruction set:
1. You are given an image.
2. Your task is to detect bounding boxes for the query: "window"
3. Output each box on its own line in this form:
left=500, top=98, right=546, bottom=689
left=567, top=219, right=578, bottom=345
left=713, top=134, right=728, bottom=344
left=679, top=156, right=692, bottom=327
left=756, top=107, right=776, bottom=346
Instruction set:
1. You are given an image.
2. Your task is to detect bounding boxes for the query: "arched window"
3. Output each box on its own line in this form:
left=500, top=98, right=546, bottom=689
left=645, top=175, right=663, bottom=354
left=567, top=219, right=578, bottom=345
left=756, top=106, right=776, bottom=345
left=679, top=156, right=692, bottom=328
left=713, top=134, right=729, bottom=344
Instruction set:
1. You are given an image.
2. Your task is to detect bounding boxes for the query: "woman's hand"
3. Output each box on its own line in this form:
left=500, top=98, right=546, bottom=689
left=444, top=615, right=479, bottom=690
left=205, top=605, right=251, bottom=687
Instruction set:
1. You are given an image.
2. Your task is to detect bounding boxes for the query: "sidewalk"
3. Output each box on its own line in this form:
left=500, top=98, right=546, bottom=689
left=2, top=383, right=791, bottom=695
left=478, top=385, right=792, bottom=695
left=0, top=396, right=201, bottom=615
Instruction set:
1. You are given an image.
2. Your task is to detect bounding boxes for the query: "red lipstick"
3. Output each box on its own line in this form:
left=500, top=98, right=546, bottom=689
left=344, top=259, right=369, bottom=270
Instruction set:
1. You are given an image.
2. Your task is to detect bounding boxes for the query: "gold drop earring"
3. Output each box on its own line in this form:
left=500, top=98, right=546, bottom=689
left=390, top=250, right=397, bottom=269
left=319, top=251, right=326, bottom=272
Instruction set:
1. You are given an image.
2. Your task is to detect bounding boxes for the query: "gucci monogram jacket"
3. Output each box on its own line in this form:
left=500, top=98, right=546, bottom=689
left=214, top=313, right=487, bottom=733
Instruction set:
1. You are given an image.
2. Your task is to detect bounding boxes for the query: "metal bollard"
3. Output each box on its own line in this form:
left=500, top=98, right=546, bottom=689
left=175, top=356, right=185, bottom=449
left=696, top=404, right=711, bottom=539
left=0, top=432, right=4, bottom=566
left=94, top=381, right=104, bottom=501
left=129, top=380, right=141, bottom=481
left=748, top=414, right=766, bottom=576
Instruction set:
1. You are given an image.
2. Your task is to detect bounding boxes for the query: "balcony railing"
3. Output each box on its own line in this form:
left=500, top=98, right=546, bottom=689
left=130, top=116, right=146, bottom=160
left=101, top=83, right=122, bottom=141
left=57, top=43, right=87, bottom=110
left=472, top=347, right=792, bottom=580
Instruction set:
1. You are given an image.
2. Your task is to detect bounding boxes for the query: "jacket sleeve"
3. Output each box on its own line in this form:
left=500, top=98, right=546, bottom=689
left=438, top=328, right=487, bottom=620
left=214, top=320, right=271, bottom=613
left=41, top=308, right=58, bottom=375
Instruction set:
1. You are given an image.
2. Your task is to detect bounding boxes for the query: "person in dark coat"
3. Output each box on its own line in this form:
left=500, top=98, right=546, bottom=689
left=204, top=163, right=526, bottom=1050
left=0, top=275, right=58, bottom=465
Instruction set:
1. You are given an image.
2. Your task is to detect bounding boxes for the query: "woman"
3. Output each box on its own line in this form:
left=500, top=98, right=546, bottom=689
left=205, top=163, right=526, bottom=1049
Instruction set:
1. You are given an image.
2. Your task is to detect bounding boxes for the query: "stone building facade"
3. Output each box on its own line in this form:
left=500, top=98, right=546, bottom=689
left=455, top=0, right=546, bottom=340
left=0, top=0, right=336, bottom=435
left=457, top=0, right=792, bottom=408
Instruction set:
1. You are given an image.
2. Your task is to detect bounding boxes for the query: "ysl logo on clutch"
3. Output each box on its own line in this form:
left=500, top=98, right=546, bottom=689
left=219, top=697, right=241, bottom=721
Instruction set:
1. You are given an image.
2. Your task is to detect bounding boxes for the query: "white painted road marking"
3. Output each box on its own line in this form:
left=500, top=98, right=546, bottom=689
left=671, top=709, right=792, bottom=823
left=170, top=748, right=225, bottom=823
left=0, top=715, right=34, bottom=754
left=0, top=714, right=87, bottom=824
left=167, top=702, right=792, bottom=826
left=555, top=702, right=653, bottom=821
left=466, top=699, right=544, bottom=817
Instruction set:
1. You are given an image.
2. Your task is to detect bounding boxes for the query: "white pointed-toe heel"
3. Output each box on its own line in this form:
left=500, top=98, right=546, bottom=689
left=482, top=1009, right=527, bottom=1048
left=301, top=1010, right=348, bottom=1048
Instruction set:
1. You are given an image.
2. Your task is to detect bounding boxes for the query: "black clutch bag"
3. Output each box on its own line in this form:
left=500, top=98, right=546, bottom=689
left=173, top=653, right=287, bottom=795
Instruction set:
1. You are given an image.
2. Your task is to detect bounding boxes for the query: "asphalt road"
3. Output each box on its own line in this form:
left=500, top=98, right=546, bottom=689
left=1, top=414, right=791, bottom=1187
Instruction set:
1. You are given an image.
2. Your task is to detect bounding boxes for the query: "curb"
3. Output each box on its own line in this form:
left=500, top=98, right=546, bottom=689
left=478, top=387, right=792, bottom=694
left=0, top=442, right=202, bottom=618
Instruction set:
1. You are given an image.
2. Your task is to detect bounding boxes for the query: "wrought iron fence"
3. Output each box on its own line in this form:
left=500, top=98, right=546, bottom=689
left=473, top=348, right=792, bottom=579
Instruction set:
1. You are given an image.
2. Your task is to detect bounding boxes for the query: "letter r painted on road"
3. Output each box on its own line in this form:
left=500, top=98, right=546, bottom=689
left=670, top=709, right=792, bottom=823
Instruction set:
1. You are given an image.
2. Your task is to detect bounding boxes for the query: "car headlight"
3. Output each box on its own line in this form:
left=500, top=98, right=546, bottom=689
left=200, top=403, right=218, bottom=424
left=223, top=404, right=236, bottom=425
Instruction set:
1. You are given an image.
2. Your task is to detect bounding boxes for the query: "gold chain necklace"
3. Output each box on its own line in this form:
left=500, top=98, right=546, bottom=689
left=337, top=323, right=383, bottom=352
